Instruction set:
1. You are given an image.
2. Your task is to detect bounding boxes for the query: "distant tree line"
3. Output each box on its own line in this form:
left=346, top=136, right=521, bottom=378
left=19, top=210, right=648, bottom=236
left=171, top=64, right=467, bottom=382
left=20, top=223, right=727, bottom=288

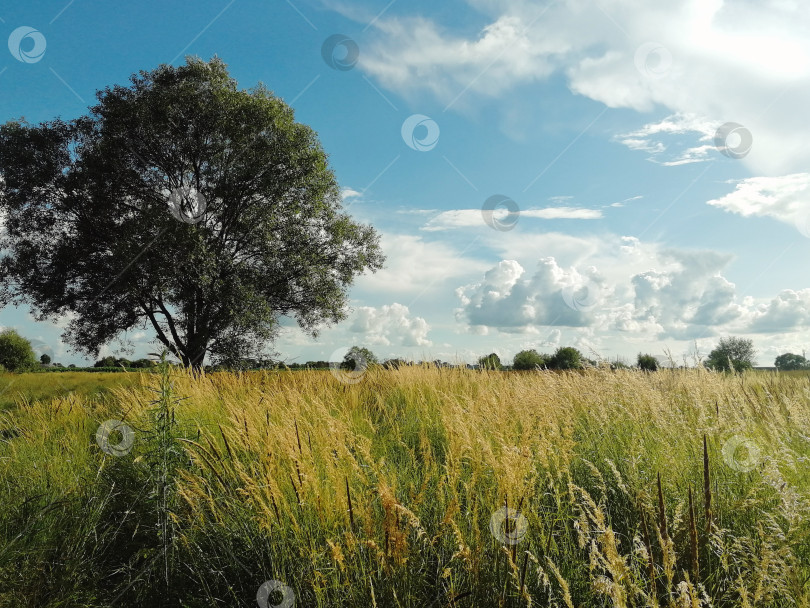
left=92, top=356, right=157, bottom=369
left=1, top=330, right=809, bottom=374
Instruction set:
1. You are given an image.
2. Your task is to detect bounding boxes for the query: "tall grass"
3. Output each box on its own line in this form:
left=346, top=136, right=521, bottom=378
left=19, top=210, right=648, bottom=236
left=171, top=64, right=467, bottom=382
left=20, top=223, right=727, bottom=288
left=1, top=365, right=808, bottom=606
left=0, top=371, right=139, bottom=411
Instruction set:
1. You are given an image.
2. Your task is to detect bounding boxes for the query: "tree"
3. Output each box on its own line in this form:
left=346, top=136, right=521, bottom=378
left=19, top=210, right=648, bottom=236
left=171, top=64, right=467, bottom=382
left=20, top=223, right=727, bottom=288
left=0, top=329, right=37, bottom=371
left=548, top=346, right=583, bottom=370
left=132, top=358, right=156, bottom=368
left=341, top=346, right=377, bottom=371
left=0, top=58, right=384, bottom=370
left=704, top=337, right=756, bottom=373
left=637, top=353, right=659, bottom=371
left=478, top=353, right=502, bottom=370
left=774, top=352, right=809, bottom=371
left=513, top=349, right=545, bottom=370
left=94, top=356, right=117, bottom=368
left=40, top=353, right=51, bottom=365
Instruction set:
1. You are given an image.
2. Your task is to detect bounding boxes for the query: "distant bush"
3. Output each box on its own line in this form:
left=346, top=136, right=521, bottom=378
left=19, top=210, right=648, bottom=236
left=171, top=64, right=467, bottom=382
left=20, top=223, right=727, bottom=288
left=341, top=347, right=378, bottom=371
left=478, top=353, right=502, bottom=370
left=0, top=329, right=38, bottom=372
left=132, top=358, right=156, bottom=368
left=513, top=349, right=545, bottom=370
left=637, top=353, right=659, bottom=371
left=547, top=347, right=583, bottom=370
left=93, top=356, right=157, bottom=369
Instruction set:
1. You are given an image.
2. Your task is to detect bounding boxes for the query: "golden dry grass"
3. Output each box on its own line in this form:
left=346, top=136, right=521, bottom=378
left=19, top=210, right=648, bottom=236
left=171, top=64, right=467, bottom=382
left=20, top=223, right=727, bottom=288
left=1, top=365, right=809, bottom=606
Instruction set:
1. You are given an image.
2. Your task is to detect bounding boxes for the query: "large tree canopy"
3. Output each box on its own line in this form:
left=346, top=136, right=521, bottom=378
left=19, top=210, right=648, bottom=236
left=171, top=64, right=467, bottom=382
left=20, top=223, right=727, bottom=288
left=0, top=57, right=384, bottom=368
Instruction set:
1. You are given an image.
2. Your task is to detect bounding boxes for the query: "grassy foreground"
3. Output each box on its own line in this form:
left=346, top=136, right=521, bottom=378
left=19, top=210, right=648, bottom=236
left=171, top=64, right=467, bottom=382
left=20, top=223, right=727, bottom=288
left=1, top=365, right=809, bottom=607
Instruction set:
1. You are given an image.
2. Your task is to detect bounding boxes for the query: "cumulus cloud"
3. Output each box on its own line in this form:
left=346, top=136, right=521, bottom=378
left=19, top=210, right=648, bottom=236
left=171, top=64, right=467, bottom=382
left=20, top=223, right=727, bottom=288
left=451, top=243, right=809, bottom=341
left=627, top=249, right=745, bottom=339
left=349, top=303, right=432, bottom=346
left=454, top=258, right=611, bottom=332
left=748, top=289, right=810, bottom=333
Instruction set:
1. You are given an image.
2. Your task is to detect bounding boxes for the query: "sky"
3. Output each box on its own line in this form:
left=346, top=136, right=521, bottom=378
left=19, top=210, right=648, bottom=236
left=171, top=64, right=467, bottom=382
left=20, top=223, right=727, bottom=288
left=1, top=0, right=810, bottom=367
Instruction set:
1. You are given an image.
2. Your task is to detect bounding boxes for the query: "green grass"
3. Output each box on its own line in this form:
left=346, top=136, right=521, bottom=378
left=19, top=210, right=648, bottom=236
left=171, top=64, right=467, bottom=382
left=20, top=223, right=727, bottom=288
left=0, top=371, right=141, bottom=411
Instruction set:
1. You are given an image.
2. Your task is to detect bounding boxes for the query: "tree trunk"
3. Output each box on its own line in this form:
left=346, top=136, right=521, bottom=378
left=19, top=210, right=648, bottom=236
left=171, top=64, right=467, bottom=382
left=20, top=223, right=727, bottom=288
left=183, top=334, right=208, bottom=372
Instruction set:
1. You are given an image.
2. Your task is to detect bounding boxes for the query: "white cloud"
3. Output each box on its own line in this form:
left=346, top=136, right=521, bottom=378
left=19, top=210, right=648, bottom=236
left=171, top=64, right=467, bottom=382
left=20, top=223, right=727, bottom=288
left=617, top=114, right=728, bottom=165
left=353, top=232, right=490, bottom=294
left=523, top=207, right=603, bottom=220
left=359, top=13, right=560, bottom=104
left=454, top=258, right=611, bottom=332
left=748, top=289, right=810, bottom=333
left=626, top=249, right=747, bottom=339
left=608, top=195, right=643, bottom=208
left=341, top=187, right=362, bottom=201
left=349, top=303, right=432, bottom=346
left=450, top=238, right=810, bottom=342
left=359, top=0, right=810, bottom=175
left=706, top=173, right=810, bottom=236
left=422, top=206, right=601, bottom=231
left=627, top=114, right=717, bottom=138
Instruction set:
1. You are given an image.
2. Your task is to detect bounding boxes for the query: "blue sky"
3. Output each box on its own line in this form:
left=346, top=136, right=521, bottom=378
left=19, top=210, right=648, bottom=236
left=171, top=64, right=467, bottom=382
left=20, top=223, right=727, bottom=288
left=2, top=0, right=810, bottom=367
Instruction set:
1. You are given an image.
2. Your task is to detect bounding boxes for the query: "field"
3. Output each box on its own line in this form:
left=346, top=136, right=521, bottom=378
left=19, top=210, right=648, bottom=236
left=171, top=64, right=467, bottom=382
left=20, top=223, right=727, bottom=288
left=0, top=371, right=140, bottom=412
left=1, top=365, right=809, bottom=607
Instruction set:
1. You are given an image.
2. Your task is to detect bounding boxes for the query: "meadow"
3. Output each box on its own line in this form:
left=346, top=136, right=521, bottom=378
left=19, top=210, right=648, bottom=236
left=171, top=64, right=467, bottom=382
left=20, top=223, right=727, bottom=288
left=0, top=365, right=808, bottom=607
